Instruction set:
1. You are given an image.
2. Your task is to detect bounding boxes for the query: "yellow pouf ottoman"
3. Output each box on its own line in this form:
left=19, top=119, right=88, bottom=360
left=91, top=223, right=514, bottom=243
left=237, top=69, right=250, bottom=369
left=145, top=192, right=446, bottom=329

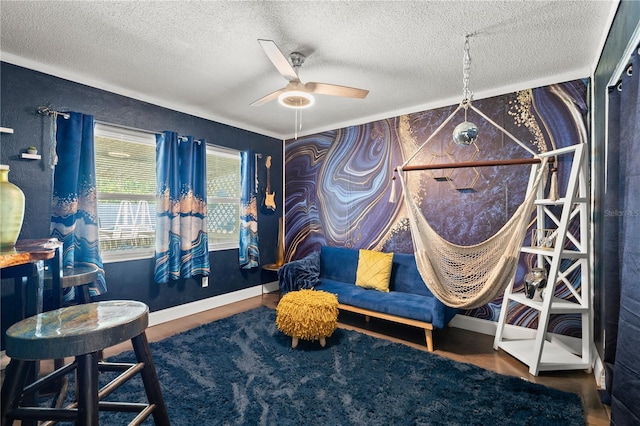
left=276, top=289, right=339, bottom=348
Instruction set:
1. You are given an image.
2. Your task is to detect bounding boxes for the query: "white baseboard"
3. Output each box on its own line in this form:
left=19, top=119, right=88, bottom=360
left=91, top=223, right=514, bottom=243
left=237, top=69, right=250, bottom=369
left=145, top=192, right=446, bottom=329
left=449, top=314, right=497, bottom=335
left=148, top=283, right=275, bottom=327
left=593, top=349, right=605, bottom=389
left=262, top=281, right=279, bottom=293
left=449, top=315, right=537, bottom=339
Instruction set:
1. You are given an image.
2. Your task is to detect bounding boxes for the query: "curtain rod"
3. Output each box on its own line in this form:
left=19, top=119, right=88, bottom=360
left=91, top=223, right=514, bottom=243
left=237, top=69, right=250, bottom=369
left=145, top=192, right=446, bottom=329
left=37, top=106, right=70, bottom=119
left=178, top=136, right=205, bottom=144
left=38, top=107, right=163, bottom=137
left=37, top=107, right=164, bottom=135
left=394, top=157, right=554, bottom=172
left=46, top=111, right=250, bottom=152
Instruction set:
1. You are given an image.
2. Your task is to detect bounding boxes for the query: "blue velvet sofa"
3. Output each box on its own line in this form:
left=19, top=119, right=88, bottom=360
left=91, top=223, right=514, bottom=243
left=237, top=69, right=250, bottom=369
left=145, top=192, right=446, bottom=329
left=278, top=246, right=458, bottom=351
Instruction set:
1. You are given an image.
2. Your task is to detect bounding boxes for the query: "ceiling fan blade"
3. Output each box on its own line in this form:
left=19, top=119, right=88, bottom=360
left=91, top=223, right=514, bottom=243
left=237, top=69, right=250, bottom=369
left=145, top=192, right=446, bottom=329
left=305, top=82, right=369, bottom=99
left=258, top=39, right=298, bottom=82
left=250, top=88, right=284, bottom=106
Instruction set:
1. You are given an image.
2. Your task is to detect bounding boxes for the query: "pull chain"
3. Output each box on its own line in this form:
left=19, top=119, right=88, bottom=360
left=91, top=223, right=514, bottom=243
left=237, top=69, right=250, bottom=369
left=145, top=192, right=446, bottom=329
left=294, top=109, right=303, bottom=140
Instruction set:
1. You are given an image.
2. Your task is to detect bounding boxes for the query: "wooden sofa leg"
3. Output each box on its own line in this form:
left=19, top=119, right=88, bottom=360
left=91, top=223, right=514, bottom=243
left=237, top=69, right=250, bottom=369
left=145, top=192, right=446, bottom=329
left=424, top=329, right=434, bottom=352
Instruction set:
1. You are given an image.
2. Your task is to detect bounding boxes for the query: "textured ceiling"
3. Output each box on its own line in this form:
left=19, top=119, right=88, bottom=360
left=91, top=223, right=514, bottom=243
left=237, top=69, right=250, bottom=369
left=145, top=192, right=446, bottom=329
left=0, top=1, right=618, bottom=140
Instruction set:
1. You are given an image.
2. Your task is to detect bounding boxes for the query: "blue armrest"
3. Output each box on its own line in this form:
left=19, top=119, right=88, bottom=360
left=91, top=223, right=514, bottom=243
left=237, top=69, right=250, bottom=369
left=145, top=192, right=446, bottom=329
left=277, top=252, right=320, bottom=294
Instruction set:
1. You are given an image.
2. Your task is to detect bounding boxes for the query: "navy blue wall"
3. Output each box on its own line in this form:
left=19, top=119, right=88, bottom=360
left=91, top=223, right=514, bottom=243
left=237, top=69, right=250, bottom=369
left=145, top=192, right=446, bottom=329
left=1, top=62, right=283, bottom=336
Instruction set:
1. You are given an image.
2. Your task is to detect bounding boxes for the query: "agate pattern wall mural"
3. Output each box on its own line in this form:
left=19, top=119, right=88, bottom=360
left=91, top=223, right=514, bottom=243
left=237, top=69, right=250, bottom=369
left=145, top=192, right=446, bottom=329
left=284, top=79, right=588, bottom=332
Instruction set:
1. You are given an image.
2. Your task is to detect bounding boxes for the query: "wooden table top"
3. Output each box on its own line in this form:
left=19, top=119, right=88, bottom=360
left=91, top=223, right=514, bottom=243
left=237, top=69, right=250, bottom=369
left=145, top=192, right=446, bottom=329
left=0, top=238, right=63, bottom=269
left=262, top=263, right=282, bottom=272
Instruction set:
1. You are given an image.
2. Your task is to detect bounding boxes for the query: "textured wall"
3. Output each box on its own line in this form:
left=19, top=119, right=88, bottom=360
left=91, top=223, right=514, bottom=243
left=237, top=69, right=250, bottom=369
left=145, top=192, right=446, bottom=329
left=284, top=80, right=588, bottom=333
left=0, top=63, right=283, bottom=345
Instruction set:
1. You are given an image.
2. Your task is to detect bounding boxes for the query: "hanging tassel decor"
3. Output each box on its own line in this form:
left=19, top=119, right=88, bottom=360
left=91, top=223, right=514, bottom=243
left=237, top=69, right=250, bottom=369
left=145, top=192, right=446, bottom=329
left=549, top=158, right=559, bottom=201
left=389, top=176, right=397, bottom=203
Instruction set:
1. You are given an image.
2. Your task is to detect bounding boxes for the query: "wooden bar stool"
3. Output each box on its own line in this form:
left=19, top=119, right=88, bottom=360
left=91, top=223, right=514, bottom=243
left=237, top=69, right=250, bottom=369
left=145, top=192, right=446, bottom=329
left=36, top=265, right=100, bottom=409
left=45, top=264, right=100, bottom=309
left=1, top=301, right=170, bottom=426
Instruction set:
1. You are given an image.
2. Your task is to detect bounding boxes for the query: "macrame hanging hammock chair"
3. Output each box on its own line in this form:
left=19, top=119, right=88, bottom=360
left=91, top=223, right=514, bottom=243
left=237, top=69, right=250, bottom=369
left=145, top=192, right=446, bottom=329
left=395, top=98, right=552, bottom=310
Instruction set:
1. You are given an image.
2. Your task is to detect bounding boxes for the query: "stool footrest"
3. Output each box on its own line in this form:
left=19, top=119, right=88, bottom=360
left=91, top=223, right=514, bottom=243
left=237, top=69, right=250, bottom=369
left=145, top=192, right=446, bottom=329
left=8, top=401, right=157, bottom=424
left=22, top=361, right=76, bottom=397
left=99, top=401, right=152, bottom=412
left=97, top=402, right=156, bottom=426
left=4, top=359, right=157, bottom=425
left=7, top=407, right=79, bottom=422
left=98, top=362, right=145, bottom=401
left=98, top=361, right=140, bottom=372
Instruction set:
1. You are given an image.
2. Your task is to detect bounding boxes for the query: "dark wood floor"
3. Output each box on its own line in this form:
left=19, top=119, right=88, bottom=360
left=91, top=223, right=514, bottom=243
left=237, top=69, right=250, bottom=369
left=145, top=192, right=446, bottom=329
left=5, top=292, right=610, bottom=425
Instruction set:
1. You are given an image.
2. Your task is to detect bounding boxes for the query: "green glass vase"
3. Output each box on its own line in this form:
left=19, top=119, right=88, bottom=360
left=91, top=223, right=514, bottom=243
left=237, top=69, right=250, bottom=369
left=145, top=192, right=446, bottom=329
left=0, top=164, right=25, bottom=248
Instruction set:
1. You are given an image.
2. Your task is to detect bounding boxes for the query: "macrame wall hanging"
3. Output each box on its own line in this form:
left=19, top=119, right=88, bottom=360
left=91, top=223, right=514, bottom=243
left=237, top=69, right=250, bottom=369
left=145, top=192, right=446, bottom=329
left=392, top=35, right=554, bottom=309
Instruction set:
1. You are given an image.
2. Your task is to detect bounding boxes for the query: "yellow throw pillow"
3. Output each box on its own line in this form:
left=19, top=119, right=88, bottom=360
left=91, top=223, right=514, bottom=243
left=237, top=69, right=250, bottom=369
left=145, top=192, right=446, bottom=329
left=355, top=249, right=393, bottom=292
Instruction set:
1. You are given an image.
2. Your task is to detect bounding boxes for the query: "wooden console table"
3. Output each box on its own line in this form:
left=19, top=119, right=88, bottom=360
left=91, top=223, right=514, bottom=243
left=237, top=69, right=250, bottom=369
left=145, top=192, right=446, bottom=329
left=0, top=238, right=63, bottom=319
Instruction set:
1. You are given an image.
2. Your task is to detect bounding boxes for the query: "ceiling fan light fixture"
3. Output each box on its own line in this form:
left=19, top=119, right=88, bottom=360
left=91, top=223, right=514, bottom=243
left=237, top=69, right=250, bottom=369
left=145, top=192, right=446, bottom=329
left=278, top=90, right=315, bottom=109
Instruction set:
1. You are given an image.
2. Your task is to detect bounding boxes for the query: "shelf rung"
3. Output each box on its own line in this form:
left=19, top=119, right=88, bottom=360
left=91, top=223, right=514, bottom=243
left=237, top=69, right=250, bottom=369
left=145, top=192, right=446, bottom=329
left=506, top=293, right=587, bottom=313
left=497, top=339, right=591, bottom=375
left=534, top=197, right=588, bottom=205
left=520, top=246, right=587, bottom=258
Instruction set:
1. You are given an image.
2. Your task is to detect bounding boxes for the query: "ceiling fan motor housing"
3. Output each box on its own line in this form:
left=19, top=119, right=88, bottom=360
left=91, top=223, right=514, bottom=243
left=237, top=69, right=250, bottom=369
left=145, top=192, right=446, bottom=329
left=289, top=52, right=305, bottom=69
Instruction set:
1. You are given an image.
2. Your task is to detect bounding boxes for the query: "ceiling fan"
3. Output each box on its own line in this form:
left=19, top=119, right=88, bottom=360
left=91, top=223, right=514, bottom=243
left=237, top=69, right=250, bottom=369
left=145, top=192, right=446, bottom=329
left=251, top=39, right=369, bottom=109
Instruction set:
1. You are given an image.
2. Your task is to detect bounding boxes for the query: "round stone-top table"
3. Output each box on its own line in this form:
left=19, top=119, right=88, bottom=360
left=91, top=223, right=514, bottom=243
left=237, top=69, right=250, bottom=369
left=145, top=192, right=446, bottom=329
left=276, top=289, right=339, bottom=348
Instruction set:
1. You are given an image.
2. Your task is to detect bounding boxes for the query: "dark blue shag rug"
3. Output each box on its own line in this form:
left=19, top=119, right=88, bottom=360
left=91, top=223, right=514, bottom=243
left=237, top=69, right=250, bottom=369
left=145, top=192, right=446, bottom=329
left=98, top=306, right=584, bottom=425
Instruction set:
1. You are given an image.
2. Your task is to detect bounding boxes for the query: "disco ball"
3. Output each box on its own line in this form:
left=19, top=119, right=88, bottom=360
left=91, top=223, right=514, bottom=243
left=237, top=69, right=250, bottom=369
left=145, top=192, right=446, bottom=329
left=452, top=121, right=478, bottom=146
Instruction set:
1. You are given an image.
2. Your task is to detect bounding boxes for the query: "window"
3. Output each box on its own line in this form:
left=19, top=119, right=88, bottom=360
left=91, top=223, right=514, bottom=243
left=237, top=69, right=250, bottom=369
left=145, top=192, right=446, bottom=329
left=94, top=124, right=241, bottom=261
left=206, top=146, right=241, bottom=250
left=95, top=124, right=157, bottom=262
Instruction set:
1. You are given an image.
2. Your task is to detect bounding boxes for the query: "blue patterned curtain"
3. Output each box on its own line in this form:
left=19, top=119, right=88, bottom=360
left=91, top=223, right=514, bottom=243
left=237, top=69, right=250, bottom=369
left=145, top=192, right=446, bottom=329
left=155, top=131, right=210, bottom=283
left=50, top=112, right=106, bottom=300
left=239, top=150, right=259, bottom=268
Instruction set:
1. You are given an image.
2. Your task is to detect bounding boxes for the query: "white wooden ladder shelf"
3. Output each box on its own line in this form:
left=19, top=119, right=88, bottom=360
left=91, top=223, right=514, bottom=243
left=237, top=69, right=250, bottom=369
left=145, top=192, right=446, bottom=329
left=493, top=143, right=592, bottom=376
